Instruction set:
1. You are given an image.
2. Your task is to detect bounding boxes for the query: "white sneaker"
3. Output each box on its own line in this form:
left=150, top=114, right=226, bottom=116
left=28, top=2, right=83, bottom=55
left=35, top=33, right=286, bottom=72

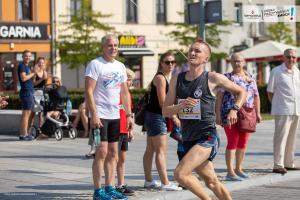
left=144, top=180, right=161, bottom=188
left=161, top=182, right=183, bottom=191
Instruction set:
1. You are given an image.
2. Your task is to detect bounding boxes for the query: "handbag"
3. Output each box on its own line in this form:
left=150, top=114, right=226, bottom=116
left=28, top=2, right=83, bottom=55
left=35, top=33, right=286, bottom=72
left=134, top=91, right=150, bottom=126
left=237, top=106, right=257, bottom=133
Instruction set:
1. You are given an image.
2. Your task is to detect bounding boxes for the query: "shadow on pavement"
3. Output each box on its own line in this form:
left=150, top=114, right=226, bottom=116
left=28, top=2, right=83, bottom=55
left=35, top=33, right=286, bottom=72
left=0, top=192, right=91, bottom=200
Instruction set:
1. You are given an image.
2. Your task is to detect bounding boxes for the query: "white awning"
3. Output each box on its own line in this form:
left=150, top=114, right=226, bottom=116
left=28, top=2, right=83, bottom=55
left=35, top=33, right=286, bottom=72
left=119, top=47, right=154, bottom=56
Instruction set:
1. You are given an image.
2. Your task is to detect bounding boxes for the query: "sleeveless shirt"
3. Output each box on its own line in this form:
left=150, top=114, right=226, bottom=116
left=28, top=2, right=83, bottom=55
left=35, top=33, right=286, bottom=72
left=34, top=75, right=46, bottom=89
left=146, top=72, right=169, bottom=114
left=176, top=71, right=216, bottom=141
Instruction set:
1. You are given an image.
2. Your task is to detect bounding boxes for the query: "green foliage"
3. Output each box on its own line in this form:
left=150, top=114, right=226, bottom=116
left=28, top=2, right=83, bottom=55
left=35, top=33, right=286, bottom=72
left=258, top=84, right=271, bottom=113
left=267, top=22, right=295, bottom=45
left=56, top=0, right=115, bottom=69
left=4, top=86, right=271, bottom=114
left=167, top=18, right=232, bottom=65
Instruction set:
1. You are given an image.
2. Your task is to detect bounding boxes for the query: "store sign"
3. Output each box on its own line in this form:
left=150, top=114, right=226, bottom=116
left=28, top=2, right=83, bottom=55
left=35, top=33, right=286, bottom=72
left=0, top=23, right=48, bottom=40
left=118, top=35, right=146, bottom=48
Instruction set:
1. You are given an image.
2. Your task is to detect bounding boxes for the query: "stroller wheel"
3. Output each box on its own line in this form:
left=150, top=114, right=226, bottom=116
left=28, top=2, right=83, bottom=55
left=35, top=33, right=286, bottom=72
left=28, top=126, right=37, bottom=138
left=68, top=127, right=78, bottom=139
left=54, top=128, right=63, bottom=141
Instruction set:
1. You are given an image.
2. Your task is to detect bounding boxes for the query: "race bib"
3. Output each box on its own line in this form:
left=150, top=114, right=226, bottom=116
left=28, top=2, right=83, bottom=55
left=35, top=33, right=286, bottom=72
left=178, top=99, right=201, bottom=119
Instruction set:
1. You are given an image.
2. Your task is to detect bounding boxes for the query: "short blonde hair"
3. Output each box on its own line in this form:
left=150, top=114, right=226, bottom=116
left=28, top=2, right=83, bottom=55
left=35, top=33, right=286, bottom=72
left=126, top=68, right=135, bottom=80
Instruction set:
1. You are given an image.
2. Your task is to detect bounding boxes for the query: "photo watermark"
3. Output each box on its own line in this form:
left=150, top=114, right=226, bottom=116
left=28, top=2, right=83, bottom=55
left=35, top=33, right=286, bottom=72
left=242, top=5, right=299, bottom=22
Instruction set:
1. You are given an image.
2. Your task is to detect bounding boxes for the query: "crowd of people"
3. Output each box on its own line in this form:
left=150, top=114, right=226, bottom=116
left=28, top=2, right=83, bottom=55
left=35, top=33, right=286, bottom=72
left=10, top=35, right=299, bottom=200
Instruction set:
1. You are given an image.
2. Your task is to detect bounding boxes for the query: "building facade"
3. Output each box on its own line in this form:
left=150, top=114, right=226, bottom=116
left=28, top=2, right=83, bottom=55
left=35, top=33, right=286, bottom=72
left=54, top=0, right=296, bottom=89
left=0, top=0, right=52, bottom=92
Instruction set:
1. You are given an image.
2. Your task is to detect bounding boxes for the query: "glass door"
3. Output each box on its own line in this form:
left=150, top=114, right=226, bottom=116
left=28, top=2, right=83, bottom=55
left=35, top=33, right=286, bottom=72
left=0, top=54, right=17, bottom=91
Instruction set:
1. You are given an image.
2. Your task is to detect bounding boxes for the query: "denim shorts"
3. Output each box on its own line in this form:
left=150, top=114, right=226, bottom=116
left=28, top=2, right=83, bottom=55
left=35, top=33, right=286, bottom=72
left=182, top=129, right=220, bottom=161
left=20, top=90, right=34, bottom=110
left=144, top=111, right=167, bottom=137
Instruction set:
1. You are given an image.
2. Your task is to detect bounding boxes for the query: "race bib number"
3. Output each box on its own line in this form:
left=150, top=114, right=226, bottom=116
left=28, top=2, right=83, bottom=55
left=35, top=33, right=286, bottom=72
left=178, top=99, right=201, bottom=119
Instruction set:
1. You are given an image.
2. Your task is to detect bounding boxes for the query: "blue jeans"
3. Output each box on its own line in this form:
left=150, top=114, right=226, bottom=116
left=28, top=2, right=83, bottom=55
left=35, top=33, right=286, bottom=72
left=144, top=111, right=167, bottom=136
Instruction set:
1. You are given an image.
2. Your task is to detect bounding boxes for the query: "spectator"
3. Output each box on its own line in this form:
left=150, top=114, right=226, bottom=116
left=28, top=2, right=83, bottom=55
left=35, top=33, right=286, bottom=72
left=116, top=68, right=135, bottom=196
left=163, top=38, right=246, bottom=199
left=72, top=102, right=89, bottom=138
left=0, top=96, right=9, bottom=109
left=216, top=53, right=261, bottom=181
left=29, top=57, right=48, bottom=134
left=85, top=34, right=133, bottom=200
left=267, top=48, right=300, bottom=174
left=18, top=50, right=36, bottom=141
left=143, top=51, right=182, bottom=191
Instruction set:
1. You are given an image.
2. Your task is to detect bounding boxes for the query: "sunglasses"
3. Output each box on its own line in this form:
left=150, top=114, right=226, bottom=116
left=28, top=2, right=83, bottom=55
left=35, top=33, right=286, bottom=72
left=286, top=56, right=297, bottom=59
left=164, top=60, right=176, bottom=65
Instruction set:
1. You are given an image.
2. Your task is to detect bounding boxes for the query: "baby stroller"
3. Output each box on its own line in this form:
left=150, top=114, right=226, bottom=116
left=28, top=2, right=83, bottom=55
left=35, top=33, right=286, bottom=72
left=30, top=84, right=78, bottom=141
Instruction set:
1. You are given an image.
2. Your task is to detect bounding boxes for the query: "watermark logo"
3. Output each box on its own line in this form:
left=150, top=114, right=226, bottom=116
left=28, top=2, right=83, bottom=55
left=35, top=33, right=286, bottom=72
left=242, top=5, right=298, bottom=22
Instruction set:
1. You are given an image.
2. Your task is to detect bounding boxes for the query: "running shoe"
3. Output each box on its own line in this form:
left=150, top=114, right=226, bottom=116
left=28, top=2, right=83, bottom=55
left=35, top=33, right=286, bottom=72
left=236, top=171, right=250, bottom=179
left=144, top=180, right=161, bottom=188
left=225, top=174, right=244, bottom=181
left=19, top=135, right=34, bottom=141
left=93, top=189, right=112, bottom=200
left=116, top=185, right=135, bottom=196
left=105, top=186, right=128, bottom=200
left=161, top=182, right=182, bottom=191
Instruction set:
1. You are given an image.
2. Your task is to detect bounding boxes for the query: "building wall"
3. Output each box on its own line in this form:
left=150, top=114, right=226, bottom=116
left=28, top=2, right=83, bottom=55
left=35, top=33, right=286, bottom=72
left=55, top=0, right=297, bottom=89
left=0, top=0, right=52, bottom=91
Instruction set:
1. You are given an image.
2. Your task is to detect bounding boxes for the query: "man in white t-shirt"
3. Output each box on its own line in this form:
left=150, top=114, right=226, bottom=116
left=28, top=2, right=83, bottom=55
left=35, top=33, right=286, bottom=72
left=85, top=34, right=133, bottom=200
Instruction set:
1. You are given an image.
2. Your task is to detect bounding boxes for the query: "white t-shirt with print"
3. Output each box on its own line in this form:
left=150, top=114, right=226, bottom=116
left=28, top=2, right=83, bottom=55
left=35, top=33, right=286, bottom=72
left=85, top=57, right=127, bottom=119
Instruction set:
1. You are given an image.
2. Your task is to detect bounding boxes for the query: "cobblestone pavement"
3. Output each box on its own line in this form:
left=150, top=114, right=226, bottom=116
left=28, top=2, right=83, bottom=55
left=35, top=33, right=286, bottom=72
left=0, top=120, right=299, bottom=200
left=230, top=178, right=300, bottom=200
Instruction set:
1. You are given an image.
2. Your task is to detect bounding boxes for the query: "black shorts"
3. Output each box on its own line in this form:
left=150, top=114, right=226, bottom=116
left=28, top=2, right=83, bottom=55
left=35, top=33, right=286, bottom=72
left=100, top=119, right=120, bottom=143
left=119, top=134, right=129, bottom=151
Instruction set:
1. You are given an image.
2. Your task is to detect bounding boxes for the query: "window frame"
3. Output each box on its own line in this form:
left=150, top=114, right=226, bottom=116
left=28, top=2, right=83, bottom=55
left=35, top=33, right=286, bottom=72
left=156, top=0, right=167, bottom=24
left=126, top=0, right=138, bottom=24
left=17, top=0, right=32, bottom=21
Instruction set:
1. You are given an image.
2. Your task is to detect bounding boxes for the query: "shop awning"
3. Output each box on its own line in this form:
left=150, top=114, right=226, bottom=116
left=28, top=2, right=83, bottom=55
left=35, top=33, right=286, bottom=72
left=119, top=47, right=154, bottom=56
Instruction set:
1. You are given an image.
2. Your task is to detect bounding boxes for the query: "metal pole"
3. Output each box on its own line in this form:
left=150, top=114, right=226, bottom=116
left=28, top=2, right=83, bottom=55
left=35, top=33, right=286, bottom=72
left=199, top=0, right=205, bottom=41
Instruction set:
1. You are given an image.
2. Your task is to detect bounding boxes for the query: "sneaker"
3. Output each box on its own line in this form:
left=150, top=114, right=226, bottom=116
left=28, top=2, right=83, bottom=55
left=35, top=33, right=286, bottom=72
left=144, top=180, right=161, bottom=188
left=225, top=174, right=244, bottom=181
left=161, top=182, right=182, bottom=191
left=105, top=186, right=128, bottom=200
left=116, top=185, right=135, bottom=196
left=93, top=189, right=112, bottom=200
left=236, top=171, right=250, bottom=179
left=19, top=135, right=34, bottom=141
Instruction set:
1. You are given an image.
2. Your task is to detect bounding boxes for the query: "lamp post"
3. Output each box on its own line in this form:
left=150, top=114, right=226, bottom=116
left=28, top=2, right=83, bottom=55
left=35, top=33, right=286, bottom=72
left=199, top=0, right=205, bottom=41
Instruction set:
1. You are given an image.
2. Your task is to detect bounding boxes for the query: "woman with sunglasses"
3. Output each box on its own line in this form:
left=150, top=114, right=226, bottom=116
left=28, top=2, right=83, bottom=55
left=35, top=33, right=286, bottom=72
left=143, top=51, right=182, bottom=191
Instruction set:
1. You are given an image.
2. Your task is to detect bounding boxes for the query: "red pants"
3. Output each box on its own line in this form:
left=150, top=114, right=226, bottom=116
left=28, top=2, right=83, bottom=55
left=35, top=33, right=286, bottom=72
left=224, top=124, right=250, bottom=150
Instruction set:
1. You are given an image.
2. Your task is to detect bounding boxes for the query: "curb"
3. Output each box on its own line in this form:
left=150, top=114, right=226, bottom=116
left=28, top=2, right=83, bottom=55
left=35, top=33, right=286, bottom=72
left=131, top=171, right=300, bottom=200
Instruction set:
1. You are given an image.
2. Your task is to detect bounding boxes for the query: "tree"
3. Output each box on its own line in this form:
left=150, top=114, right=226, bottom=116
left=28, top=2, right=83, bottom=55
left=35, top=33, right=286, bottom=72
left=267, top=22, right=294, bottom=45
left=167, top=16, right=231, bottom=66
left=56, top=0, right=115, bottom=69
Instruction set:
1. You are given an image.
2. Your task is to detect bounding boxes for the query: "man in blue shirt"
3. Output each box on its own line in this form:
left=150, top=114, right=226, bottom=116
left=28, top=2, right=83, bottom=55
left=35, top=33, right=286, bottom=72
left=18, top=50, right=36, bottom=141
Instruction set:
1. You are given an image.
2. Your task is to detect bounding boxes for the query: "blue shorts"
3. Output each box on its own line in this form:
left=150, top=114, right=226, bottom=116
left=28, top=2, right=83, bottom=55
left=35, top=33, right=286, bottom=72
left=20, top=91, right=34, bottom=110
left=182, top=129, right=220, bottom=161
left=144, top=111, right=167, bottom=137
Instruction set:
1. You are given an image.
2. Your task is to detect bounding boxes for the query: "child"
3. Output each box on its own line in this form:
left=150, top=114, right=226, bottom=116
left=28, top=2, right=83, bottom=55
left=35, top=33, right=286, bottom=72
left=116, top=68, right=135, bottom=196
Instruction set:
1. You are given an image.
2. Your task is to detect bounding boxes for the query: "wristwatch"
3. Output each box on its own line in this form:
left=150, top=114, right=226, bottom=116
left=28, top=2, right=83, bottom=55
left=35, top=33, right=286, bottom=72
left=232, top=104, right=240, bottom=111
left=126, top=113, right=134, bottom=118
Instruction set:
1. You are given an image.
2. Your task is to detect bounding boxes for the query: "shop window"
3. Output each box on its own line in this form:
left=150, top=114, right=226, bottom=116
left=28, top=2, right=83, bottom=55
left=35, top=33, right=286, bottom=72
left=126, top=0, right=137, bottom=24
left=156, top=0, right=166, bottom=24
left=18, top=0, right=32, bottom=20
left=234, top=2, right=242, bottom=25
left=70, top=0, right=82, bottom=17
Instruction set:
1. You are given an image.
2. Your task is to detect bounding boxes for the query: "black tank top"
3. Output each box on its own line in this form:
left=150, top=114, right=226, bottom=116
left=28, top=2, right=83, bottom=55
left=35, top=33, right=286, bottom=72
left=34, top=75, right=46, bottom=89
left=146, top=72, right=169, bottom=114
left=176, top=71, right=216, bottom=141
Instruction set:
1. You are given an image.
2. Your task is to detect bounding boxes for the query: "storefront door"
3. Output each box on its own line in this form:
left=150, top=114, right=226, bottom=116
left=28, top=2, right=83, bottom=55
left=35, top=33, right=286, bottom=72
left=0, top=54, right=17, bottom=91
